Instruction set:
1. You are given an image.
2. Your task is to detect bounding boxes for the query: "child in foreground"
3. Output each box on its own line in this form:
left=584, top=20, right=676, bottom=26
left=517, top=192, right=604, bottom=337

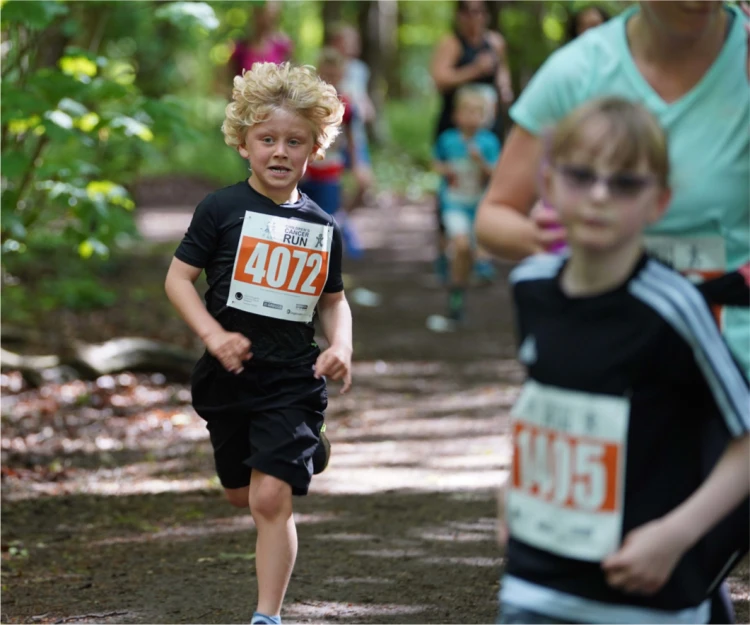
left=432, top=85, right=501, bottom=324
left=499, top=97, right=749, bottom=624
left=165, top=62, right=353, bottom=625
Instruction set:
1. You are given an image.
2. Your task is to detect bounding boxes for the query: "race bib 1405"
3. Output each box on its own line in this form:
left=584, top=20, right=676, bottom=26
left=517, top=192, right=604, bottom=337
left=508, top=380, right=629, bottom=562
left=227, top=213, right=332, bottom=323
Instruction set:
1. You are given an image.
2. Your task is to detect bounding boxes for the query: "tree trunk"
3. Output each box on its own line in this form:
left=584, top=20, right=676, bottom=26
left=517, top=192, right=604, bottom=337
left=1, top=338, right=200, bottom=387
left=363, top=0, right=399, bottom=116
left=322, top=0, right=343, bottom=44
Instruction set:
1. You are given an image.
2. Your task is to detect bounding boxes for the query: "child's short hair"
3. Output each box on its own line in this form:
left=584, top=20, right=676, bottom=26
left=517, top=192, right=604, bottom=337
left=547, top=97, right=670, bottom=187
left=317, top=46, right=346, bottom=70
left=222, top=62, right=344, bottom=158
left=455, top=84, right=491, bottom=111
left=454, top=85, right=495, bottom=127
left=327, top=22, right=358, bottom=45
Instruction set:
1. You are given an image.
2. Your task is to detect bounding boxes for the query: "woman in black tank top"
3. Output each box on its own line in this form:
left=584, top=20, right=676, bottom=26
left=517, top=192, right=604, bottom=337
left=430, top=0, right=514, bottom=141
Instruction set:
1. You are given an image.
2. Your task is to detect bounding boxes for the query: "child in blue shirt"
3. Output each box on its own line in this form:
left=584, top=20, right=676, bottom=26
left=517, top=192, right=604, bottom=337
left=433, top=85, right=501, bottom=323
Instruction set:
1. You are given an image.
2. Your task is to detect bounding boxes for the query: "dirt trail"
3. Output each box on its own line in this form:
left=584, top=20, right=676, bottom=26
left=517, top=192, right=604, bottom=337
left=2, top=198, right=747, bottom=624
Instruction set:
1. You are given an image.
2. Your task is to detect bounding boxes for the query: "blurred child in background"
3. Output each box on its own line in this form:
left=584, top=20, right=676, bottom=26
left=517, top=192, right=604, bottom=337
left=328, top=23, right=376, bottom=215
left=432, top=85, right=501, bottom=325
left=299, top=48, right=362, bottom=259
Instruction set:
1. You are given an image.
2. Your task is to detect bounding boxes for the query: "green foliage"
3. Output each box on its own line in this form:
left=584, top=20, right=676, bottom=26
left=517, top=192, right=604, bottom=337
left=2, top=231, right=119, bottom=318
left=1, top=0, right=219, bottom=262
left=0, top=0, right=629, bottom=319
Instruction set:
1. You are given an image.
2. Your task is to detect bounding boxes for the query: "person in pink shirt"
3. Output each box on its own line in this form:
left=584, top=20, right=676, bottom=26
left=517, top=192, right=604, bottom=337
left=229, top=1, right=292, bottom=75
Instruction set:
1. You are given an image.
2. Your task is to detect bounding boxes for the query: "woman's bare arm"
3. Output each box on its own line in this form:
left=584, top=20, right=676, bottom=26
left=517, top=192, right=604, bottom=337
left=489, top=32, right=514, bottom=103
left=431, top=35, right=494, bottom=93
left=475, top=126, right=552, bottom=260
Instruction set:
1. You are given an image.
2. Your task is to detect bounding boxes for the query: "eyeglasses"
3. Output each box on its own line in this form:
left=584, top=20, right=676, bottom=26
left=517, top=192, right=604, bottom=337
left=554, top=165, right=656, bottom=199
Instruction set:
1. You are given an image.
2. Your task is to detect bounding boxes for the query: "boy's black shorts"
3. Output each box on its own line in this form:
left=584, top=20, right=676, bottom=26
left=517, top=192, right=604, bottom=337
left=191, top=353, right=327, bottom=496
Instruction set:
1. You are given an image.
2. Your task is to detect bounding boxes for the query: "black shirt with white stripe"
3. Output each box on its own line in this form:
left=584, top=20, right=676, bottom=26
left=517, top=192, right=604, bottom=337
left=503, top=253, right=749, bottom=624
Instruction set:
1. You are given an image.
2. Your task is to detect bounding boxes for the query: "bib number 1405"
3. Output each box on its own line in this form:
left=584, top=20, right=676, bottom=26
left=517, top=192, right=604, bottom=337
left=512, top=423, right=619, bottom=513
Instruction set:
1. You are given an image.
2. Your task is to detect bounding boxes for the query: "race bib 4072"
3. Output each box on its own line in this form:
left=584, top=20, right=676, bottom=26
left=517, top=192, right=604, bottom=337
left=228, top=213, right=333, bottom=323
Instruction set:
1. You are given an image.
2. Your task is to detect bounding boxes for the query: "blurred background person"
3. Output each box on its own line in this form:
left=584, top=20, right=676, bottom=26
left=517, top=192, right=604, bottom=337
left=431, top=85, right=501, bottom=327
left=299, top=48, right=363, bottom=260
left=430, top=0, right=513, bottom=286
left=328, top=23, right=376, bottom=214
left=228, top=1, right=292, bottom=77
left=566, top=5, right=610, bottom=41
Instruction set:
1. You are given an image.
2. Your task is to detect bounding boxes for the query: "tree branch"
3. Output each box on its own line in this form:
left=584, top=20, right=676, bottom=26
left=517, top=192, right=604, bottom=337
left=11, top=136, right=49, bottom=230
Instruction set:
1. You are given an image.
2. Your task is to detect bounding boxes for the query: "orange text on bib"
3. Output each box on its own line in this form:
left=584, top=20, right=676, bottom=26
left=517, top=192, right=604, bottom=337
left=511, top=422, right=620, bottom=513
left=233, top=236, right=329, bottom=296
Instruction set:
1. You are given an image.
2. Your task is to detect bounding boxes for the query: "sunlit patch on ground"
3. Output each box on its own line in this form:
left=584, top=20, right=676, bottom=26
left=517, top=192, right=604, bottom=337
left=284, top=600, right=432, bottom=621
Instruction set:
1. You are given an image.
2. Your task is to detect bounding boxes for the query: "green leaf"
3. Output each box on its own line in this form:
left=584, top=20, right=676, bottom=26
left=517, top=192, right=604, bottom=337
left=110, top=115, right=154, bottom=142
left=154, top=2, right=219, bottom=30
left=1, top=150, right=30, bottom=181
left=57, top=97, right=88, bottom=118
left=62, top=46, right=98, bottom=62
left=59, top=55, right=98, bottom=81
left=60, top=16, right=81, bottom=37
left=1, top=0, right=68, bottom=30
left=1, top=213, right=27, bottom=240
left=78, top=238, right=108, bottom=259
left=88, top=77, right=131, bottom=101
left=1, top=87, right=49, bottom=119
left=45, top=109, right=74, bottom=129
left=28, top=69, right=85, bottom=104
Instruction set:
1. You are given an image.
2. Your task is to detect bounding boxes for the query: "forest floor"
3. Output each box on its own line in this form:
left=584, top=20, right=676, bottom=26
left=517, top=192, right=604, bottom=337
left=2, top=183, right=747, bottom=624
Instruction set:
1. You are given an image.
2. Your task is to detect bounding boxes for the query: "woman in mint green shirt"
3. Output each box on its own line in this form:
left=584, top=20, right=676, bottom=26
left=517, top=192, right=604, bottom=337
left=476, top=2, right=748, bottom=623
left=475, top=1, right=749, bottom=374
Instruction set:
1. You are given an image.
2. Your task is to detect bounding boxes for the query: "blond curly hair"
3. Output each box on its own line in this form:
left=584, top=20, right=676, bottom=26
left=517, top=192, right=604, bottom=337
left=222, top=62, right=344, bottom=159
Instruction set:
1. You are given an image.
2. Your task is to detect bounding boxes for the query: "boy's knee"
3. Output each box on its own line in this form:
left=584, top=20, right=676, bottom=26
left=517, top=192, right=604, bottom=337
left=249, top=474, right=292, bottom=520
left=225, top=486, right=250, bottom=509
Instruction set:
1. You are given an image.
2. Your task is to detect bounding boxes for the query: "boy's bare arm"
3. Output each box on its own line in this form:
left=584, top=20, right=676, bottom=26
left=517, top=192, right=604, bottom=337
left=165, top=257, right=252, bottom=373
left=433, top=160, right=457, bottom=186
left=314, top=290, right=353, bottom=393
left=602, top=434, right=750, bottom=595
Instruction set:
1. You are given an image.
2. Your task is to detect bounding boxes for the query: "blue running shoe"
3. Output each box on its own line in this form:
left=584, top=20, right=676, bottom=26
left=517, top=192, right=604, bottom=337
left=474, top=259, right=496, bottom=285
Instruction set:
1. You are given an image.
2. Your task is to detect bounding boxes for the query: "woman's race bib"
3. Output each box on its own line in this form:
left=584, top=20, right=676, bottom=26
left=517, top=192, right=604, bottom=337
left=645, top=235, right=726, bottom=326
left=508, top=380, right=628, bottom=561
left=227, top=213, right=332, bottom=323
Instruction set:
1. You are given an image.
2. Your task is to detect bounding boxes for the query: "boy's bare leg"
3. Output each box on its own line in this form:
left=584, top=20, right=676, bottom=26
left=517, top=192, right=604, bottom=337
left=450, top=234, right=473, bottom=287
left=249, top=471, right=297, bottom=617
left=449, top=234, right=473, bottom=321
left=224, top=486, right=250, bottom=508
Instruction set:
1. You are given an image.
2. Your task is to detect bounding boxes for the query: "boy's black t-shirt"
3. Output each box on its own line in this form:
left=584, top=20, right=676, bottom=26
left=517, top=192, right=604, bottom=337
left=174, top=181, right=344, bottom=367
left=502, top=253, right=750, bottom=622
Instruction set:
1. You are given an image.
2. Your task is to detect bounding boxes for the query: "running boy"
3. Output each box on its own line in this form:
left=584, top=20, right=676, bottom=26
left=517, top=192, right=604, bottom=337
left=165, top=62, right=353, bottom=625
left=433, top=85, right=501, bottom=323
left=499, top=97, right=750, bottom=624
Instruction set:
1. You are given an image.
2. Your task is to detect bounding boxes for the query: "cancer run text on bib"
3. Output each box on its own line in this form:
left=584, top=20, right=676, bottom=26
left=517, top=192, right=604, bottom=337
left=227, top=213, right=332, bottom=323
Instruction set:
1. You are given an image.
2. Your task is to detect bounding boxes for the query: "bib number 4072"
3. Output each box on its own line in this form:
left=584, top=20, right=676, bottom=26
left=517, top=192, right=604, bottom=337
left=234, top=237, right=327, bottom=296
